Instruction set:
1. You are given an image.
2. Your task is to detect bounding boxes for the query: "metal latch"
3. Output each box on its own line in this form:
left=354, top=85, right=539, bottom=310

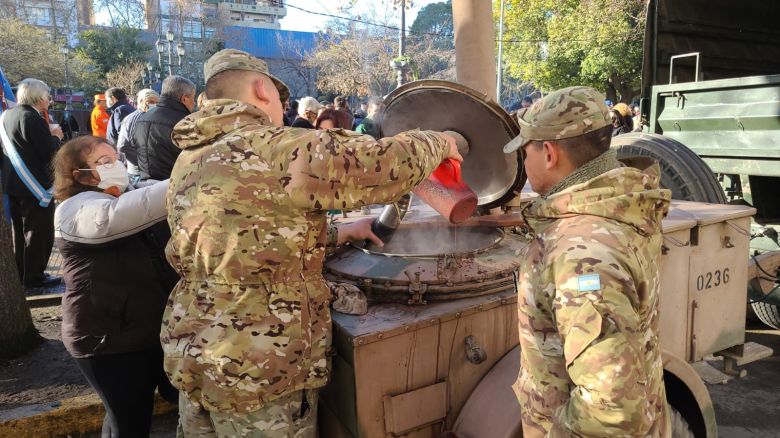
left=405, top=270, right=428, bottom=305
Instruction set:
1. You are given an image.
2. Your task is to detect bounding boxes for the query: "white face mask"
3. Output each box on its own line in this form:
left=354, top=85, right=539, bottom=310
left=96, top=161, right=129, bottom=193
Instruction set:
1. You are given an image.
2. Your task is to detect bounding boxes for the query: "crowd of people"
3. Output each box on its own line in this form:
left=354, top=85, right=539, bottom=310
left=0, top=48, right=668, bottom=437
left=285, top=94, right=383, bottom=137
left=0, top=49, right=459, bottom=437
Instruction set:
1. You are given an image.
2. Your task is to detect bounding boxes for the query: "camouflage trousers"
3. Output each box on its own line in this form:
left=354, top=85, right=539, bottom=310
left=177, top=389, right=318, bottom=437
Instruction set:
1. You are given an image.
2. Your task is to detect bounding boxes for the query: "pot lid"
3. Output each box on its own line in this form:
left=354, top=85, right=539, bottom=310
left=379, top=80, right=525, bottom=210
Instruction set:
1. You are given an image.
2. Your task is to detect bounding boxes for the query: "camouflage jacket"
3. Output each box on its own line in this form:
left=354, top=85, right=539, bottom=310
left=515, top=157, right=672, bottom=437
left=162, top=99, right=449, bottom=413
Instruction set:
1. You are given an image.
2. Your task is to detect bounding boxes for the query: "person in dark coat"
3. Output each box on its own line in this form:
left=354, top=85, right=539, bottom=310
left=283, top=99, right=298, bottom=126
left=52, top=135, right=178, bottom=437
left=116, top=89, right=159, bottom=183
left=59, top=111, right=80, bottom=141
left=105, top=87, right=135, bottom=145
left=0, top=78, right=63, bottom=288
left=131, top=75, right=196, bottom=181
left=290, top=96, right=322, bottom=129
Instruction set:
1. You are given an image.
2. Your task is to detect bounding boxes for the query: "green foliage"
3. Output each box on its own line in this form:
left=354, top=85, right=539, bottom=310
left=409, top=1, right=453, bottom=49
left=0, top=18, right=100, bottom=93
left=77, top=26, right=152, bottom=75
left=499, top=0, right=646, bottom=102
left=0, top=18, right=67, bottom=86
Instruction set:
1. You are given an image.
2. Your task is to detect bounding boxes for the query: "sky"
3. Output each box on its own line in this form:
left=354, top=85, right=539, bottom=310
left=280, top=0, right=443, bottom=33
left=94, top=1, right=444, bottom=33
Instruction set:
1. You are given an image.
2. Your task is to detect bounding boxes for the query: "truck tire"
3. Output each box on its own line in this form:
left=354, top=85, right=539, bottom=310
left=612, top=133, right=727, bottom=204
left=747, top=251, right=780, bottom=329
left=751, top=302, right=780, bottom=329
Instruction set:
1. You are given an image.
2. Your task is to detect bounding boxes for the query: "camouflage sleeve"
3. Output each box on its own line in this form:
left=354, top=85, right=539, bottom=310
left=277, top=128, right=449, bottom=210
left=547, top=239, right=649, bottom=437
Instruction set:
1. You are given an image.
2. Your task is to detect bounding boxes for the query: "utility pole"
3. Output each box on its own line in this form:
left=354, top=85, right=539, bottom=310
left=496, top=0, right=505, bottom=104
left=398, top=0, right=406, bottom=59
left=59, top=45, right=72, bottom=112
left=390, top=0, right=408, bottom=89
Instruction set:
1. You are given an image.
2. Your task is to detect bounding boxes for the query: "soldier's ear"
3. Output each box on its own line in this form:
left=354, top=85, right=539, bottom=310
left=542, top=141, right=559, bottom=170
left=251, top=77, right=269, bottom=104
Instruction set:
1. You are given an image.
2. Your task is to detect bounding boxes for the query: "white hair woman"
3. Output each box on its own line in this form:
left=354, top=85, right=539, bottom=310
left=0, top=78, right=63, bottom=288
left=115, top=88, right=159, bottom=182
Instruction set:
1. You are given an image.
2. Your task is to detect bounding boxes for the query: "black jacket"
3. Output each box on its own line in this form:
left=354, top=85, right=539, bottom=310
left=290, top=116, right=315, bottom=129
left=57, top=221, right=177, bottom=358
left=0, top=105, right=61, bottom=198
left=132, top=96, right=190, bottom=180
left=106, top=99, right=135, bottom=145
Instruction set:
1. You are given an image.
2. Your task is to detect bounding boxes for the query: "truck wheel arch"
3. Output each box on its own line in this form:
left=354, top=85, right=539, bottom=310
left=661, top=349, right=718, bottom=438
left=451, top=347, right=717, bottom=438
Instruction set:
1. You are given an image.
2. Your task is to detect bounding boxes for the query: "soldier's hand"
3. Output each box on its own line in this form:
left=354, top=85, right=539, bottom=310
left=440, top=133, right=464, bottom=162
left=337, top=218, right=384, bottom=247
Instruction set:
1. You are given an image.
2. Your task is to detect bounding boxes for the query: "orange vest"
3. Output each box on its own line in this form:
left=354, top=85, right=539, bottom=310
left=91, top=106, right=109, bottom=138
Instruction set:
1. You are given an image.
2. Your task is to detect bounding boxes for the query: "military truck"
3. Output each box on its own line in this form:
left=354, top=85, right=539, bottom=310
left=611, top=0, right=780, bottom=328
left=316, top=1, right=779, bottom=436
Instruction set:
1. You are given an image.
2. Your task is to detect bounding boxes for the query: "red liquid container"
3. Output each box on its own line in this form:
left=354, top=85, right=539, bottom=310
left=413, top=158, right=478, bottom=224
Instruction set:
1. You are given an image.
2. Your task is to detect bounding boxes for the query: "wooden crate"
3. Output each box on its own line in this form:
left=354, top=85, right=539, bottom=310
left=668, top=201, right=755, bottom=361
left=320, top=291, right=519, bottom=437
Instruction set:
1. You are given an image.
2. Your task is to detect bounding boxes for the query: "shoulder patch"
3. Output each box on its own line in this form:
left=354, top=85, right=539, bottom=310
left=577, top=274, right=601, bottom=291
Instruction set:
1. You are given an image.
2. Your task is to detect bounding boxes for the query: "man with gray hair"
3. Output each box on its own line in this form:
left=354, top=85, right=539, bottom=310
left=0, top=78, right=63, bottom=288
left=116, top=88, right=159, bottom=182
left=131, top=75, right=196, bottom=181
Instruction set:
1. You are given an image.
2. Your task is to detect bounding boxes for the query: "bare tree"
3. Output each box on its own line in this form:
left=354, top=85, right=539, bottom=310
left=274, top=32, right=317, bottom=97
left=105, top=61, right=148, bottom=96
left=94, top=0, right=145, bottom=28
left=4, top=0, right=80, bottom=45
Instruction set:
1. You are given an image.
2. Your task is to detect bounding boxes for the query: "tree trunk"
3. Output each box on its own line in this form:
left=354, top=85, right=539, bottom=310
left=0, top=186, right=42, bottom=359
left=604, top=80, right=618, bottom=104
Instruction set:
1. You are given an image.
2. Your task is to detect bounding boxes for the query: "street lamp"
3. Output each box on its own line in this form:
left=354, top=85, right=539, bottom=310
left=155, top=31, right=185, bottom=77
left=58, top=45, right=72, bottom=111
left=166, top=31, right=176, bottom=76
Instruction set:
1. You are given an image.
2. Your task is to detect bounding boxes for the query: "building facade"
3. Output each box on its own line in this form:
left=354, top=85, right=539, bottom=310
left=143, top=0, right=302, bottom=89
left=1, top=0, right=94, bottom=45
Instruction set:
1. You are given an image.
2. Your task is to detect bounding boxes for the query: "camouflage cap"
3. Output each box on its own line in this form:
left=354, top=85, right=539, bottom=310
left=504, top=86, right=611, bottom=153
left=204, top=48, right=290, bottom=103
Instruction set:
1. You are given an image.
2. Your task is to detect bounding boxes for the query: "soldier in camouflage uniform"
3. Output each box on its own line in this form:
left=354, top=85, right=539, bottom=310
left=505, top=86, right=672, bottom=437
left=162, top=49, right=462, bottom=436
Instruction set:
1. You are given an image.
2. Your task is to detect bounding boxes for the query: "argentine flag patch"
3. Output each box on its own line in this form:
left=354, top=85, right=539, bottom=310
left=577, top=274, right=601, bottom=291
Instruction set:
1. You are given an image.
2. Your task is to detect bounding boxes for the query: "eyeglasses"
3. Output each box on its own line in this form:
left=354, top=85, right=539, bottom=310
left=77, top=153, right=125, bottom=172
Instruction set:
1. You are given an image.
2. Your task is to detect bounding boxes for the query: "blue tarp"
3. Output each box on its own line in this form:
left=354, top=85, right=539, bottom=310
left=0, top=66, right=15, bottom=112
left=224, top=27, right=317, bottom=60
left=1, top=66, right=15, bottom=222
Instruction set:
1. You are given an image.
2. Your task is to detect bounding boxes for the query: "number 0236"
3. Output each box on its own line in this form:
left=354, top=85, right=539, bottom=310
left=696, top=268, right=730, bottom=291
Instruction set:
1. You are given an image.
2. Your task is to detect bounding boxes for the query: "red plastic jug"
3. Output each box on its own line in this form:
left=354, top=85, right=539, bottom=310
left=413, top=158, right=478, bottom=223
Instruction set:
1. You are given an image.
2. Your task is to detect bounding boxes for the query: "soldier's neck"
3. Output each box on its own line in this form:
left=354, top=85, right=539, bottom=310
left=541, top=149, right=620, bottom=199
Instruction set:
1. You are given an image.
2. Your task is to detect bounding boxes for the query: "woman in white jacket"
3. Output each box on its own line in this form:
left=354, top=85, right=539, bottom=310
left=52, top=135, right=178, bottom=437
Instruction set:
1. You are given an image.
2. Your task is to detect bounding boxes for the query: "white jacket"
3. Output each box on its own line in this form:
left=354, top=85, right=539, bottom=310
left=55, top=180, right=169, bottom=244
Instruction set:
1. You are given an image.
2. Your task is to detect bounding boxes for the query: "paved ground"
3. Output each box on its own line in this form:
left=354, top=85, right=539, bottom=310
left=707, top=324, right=780, bottom=437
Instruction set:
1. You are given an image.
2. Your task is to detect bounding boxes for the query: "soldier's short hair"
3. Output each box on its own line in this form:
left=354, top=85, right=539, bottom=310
left=205, top=69, right=263, bottom=100
left=529, top=124, right=612, bottom=168
left=162, top=75, right=196, bottom=101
